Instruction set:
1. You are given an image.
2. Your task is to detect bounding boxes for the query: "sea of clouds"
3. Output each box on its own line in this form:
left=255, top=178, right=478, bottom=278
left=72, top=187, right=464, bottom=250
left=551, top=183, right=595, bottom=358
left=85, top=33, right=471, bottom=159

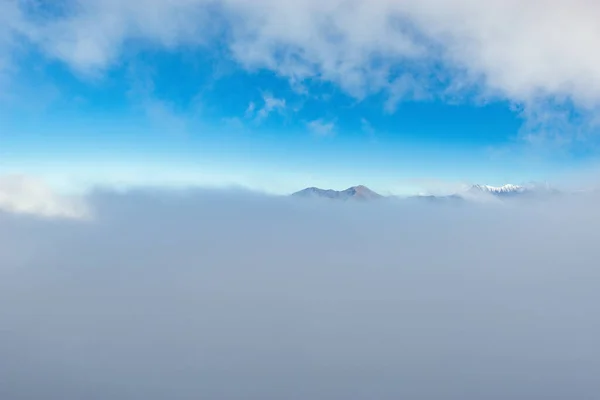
left=1, top=180, right=599, bottom=399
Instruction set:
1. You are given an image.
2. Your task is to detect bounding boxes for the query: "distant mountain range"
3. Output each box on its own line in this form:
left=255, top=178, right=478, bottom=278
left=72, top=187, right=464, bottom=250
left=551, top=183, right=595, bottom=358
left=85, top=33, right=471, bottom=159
left=292, top=185, right=383, bottom=201
left=291, top=183, right=559, bottom=202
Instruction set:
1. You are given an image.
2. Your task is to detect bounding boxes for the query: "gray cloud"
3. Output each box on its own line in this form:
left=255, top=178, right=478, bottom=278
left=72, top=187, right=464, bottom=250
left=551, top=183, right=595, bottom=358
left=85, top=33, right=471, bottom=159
left=1, top=187, right=600, bottom=399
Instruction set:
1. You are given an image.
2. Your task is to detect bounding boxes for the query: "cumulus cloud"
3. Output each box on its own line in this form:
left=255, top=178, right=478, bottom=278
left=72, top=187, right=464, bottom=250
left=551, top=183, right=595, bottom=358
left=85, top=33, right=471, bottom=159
left=5, top=0, right=600, bottom=116
left=1, top=187, right=600, bottom=399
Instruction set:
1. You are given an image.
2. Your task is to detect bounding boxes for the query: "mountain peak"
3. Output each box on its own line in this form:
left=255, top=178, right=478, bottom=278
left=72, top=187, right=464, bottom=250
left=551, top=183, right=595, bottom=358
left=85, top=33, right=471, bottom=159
left=342, top=185, right=382, bottom=200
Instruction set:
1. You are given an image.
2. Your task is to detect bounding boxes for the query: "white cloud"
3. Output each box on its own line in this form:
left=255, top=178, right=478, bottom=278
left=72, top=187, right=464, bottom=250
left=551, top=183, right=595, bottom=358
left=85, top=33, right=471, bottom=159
left=4, top=0, right=600, bottom=137
left=0, top=174, right=90, bottom=220
left=307, top=118, right=336, bottom=136
left=410, top=0, right=600, bottom=106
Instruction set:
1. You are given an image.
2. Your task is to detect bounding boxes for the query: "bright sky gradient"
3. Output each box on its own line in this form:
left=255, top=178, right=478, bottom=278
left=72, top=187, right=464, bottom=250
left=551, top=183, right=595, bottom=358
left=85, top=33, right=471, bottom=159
left=2, top=0, right=600, bottom=195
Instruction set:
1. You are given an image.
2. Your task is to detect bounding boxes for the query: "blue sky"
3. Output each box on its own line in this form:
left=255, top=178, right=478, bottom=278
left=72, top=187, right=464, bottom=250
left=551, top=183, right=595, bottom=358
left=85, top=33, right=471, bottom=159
left=1, top=0, right=599, bottom=195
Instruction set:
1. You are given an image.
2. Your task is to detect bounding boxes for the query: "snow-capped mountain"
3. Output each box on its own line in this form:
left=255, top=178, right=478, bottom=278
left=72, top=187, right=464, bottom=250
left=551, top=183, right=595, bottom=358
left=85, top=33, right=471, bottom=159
left=464, top=183, right=560, bottom=199
left=468, top=184, right=526, bottom=194
left=464, top=184, right=531, bottom=198
left=291, top=185, right=383, bottom=201
left=407, top=183, right=541, bottom=202
left=409, top=182, right=562, bottom=203
left=292, top=182, right=559, bottom=203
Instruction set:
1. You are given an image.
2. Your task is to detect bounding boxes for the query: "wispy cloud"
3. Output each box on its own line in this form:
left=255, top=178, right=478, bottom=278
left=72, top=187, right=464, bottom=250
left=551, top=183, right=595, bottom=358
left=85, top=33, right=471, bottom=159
left=244, top=101, right=256, bottom=118
left=221, top=116, right=246, bottom=131
left=125, top=62, right=193, bottom=135
left=360, top=118, right=377, bottom=141
left=384, top=74, right=431, bottom=114
left=257, top=93, right=286, bottom=121
left=307, top=118, right=335, bottom=136
left=245, top=92, right=286, bottom=123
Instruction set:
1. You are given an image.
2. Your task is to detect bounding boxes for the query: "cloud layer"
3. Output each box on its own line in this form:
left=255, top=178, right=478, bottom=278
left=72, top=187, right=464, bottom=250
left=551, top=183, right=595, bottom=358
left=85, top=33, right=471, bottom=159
left=1, top=187, right=600, bottom=399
